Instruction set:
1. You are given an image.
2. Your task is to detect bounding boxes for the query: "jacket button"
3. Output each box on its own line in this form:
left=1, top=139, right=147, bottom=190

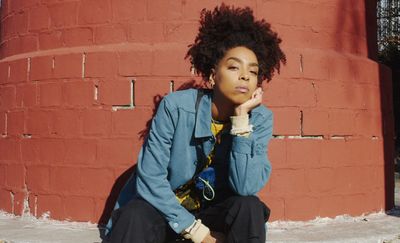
left=173, top=222, right=179, bottom=228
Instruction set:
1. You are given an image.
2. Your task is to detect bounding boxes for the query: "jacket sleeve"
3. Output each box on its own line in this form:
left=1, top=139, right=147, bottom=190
left=135, top=97, right=195, bottom=233
left=228, top=109, right=273, bottom=195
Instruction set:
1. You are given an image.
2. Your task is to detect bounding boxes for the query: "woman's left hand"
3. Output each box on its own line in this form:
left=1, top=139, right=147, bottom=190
left=234, top=87, right=263, bottom=116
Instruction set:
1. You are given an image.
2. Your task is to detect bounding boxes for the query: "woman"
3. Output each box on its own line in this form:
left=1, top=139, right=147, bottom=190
left=106, top=4, right=285, bottom=243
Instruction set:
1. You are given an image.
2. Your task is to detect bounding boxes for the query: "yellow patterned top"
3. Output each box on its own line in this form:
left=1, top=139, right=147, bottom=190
left=175, top=120, right=229, bottom=210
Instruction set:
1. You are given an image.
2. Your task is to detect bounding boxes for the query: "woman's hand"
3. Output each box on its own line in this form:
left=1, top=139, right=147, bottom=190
left=202, top=231, right=225, bottom=243
left=234, top=87, right=263, bottom=116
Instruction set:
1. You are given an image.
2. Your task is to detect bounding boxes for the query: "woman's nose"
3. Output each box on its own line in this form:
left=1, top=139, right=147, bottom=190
left=239, top=72, right=250, bottom=81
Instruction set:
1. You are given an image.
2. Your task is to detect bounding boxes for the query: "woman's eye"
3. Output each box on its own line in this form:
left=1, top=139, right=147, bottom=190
left=228, top=66, right=238, bottom=70
left=250, top=71, right=258, bottom=75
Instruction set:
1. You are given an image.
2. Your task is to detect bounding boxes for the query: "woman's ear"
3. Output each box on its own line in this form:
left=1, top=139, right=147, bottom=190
left=209, top=69, right=216, bottom=87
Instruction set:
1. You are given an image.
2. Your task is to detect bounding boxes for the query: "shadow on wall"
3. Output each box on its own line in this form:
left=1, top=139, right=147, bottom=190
left=336, top=0, right=395, bottom=210
left=363, top=0, right=396, bottom=211
left=97, top=80, right=205, bottom=226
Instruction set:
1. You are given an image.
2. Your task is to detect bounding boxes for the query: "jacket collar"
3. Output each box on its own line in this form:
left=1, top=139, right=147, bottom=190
left=194, top=90, right=213, bottom=138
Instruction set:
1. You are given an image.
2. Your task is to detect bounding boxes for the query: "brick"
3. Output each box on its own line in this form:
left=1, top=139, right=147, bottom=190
left=363, top=85, right=381, bottom=111
left=52, top=109, right=82, bottom=137
left=85, top=52, right=118, bottom=78
left=316, top=82, right=368, bottom=110
left=12, top=191, right=25, bottom=216
left=164, top=22, right=198, bottom=43
left=28, top=194, right=37, bottom=216
left=26, top=110, right=54, bottom=136
left=37, top=194, right=64, bottom=219
left=97, top=138, right=136, bottom=166
left=9, top=0, right=41, bottom=12
left=39, top=31, right=64, bottom=50
left=7, top=110, right=24, bottom=136
left=2, top=16, right=17, bottom=40
left=64, top=196, right=95, bottom=221
left=28, top=6, right=50, bottom=31
left=0, top=164, right=6, bottom=185
left=98, top=80, right=131, bottom=106
left=26, top=166, right=50, bottom=192
left=342, top=194, right=371, bottom=216
left=54, top=54, right=83, bottom=79
left=40, top=138, right=65, bottom=164
left=319, top=195, right=345, bottom=218
left=286, top=139, right=322, bottom=168
left=112, top=0, right=146, bottom=21
left=0, top=189, right=12, bottom=213
left=256, top=0, right=294, bottom=26
left=0, top=111, right=5, bottom=135
left=63, top=27, right=93, bottom=47
left=21, top=138, right=40, bottom=163
left=50, top=167, right=81, bottom=193
left=112, top=108, right=153, bottom=137
left=118, top=50, right=153, bottom=77
left=268, top=138, right=287, bottom=169
left=0, top=86, right=16, bottom=110
left=0, top=0, right=11, bottom=17
left=80, top=168, right=114, bottom=197
left=128, top=22, right=164, bottom=43
left=152, top=44, right=192, bottom=76
left=321, top=139, right=349, bottom=167
left=0, top=138, right=20, bottom=161
left=370, top=138, right=384, bottom=166
left=286, top=80, right=317, bottom=107
left=345, top=139, right=377, bottom=166
left=39, top=82, right=62, bottom=107
left=94, top=24, right=127, bottom=44
left=13, top=11, right=29, bottom=36
left=354, top=110, right=382, bottom=137
left=63, top=81, right=93, bottom=107
left=30, top=56, right=53, bottom=81
left=354, top=59, right=379, bottom=84
left=302, top=109, right=329, bottom=136
left=333, top=166, right=375, bottom=194
left=134, top=77, right=170, bottom=106
left=147, top=0, right=182, bottom=21
left=305, top=168, right=335, bottom=193
left=9, top=59, right=28, bottom=83
left=64, top=139, right=96, bottom=165
left=6, top=164, right=25, bottom=188
left=48, top=2, right=78, bottom=28
left=18, top=35, right=39, bottom=54
left=78, top=0, right=111, bottom=25
left=328, top=109, right=355, bottom=136
left=0, top=62, right=9, bottom=84
left=301, top=51, right=332, bottom=81
left=263, top=78, right=288, bottom=107
left=285, top=196, right=319, bottom=221
left=82, top=109, right=112, bottom=136
left=16, top=83, right=37, bottom=107
left=269, top=169, right=307, bottom=196
left=269, top=107, right=301, bottom=135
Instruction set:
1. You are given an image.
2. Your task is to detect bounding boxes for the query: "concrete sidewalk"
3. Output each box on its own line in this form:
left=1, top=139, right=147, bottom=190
left=0, top=208, right=400, bottom=243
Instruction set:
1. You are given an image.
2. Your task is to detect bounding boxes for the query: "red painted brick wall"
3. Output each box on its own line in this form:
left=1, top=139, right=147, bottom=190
left=0, top=0, right=394, bottom=223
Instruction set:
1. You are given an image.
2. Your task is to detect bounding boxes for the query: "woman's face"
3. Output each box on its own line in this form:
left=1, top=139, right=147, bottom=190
left=211, top=46, right=259, bottom=106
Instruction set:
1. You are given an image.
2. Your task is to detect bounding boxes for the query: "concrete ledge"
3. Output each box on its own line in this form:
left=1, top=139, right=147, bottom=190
left=1, top=209, right=400, bottom=243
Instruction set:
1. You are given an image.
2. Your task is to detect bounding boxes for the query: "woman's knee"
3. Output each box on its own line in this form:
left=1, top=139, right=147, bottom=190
left=230, top=195, right=262, bottom=210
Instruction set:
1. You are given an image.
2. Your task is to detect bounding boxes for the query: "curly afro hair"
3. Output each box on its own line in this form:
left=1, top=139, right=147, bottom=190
left=186, top=4, right=286, bottom=83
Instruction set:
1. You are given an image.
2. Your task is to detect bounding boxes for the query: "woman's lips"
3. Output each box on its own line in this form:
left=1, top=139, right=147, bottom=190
left=235, top=86, right=249, bottom=93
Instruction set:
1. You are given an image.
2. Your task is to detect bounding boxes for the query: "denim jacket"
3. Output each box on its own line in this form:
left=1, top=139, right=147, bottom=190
left=107, top=88, right=273, bottom=234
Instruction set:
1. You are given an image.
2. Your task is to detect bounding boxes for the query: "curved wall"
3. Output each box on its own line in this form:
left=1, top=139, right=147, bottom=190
left=0, top=0, right=393, bottom=223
